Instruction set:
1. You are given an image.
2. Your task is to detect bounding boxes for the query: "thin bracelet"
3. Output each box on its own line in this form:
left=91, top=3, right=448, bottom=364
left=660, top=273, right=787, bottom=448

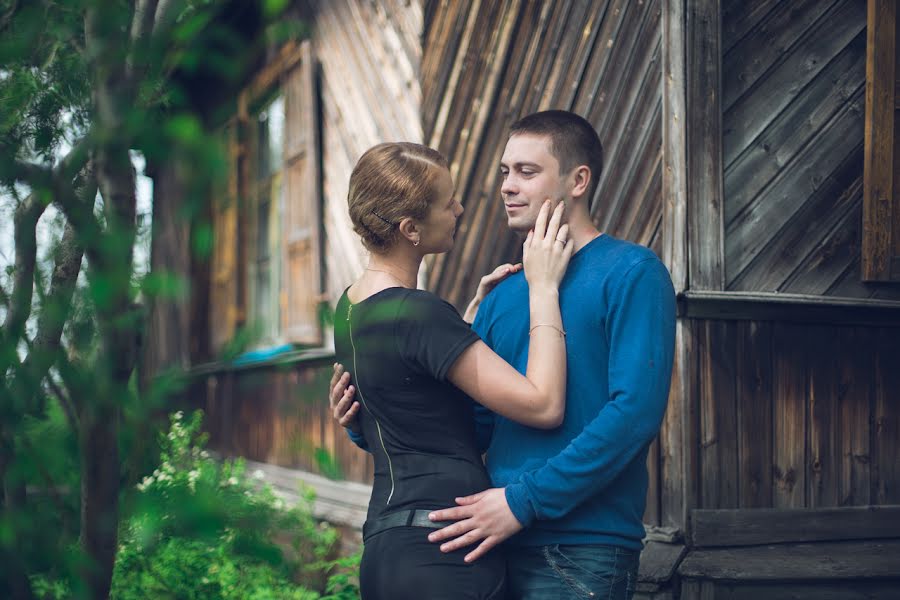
left=529, top=324, right=566, bottom=337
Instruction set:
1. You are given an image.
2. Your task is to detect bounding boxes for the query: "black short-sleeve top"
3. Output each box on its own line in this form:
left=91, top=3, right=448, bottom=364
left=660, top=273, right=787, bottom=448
left=333, top=287, right=492, bottom=522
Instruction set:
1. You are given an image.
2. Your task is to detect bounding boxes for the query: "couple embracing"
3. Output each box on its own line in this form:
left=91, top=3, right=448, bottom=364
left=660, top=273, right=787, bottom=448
left=329, top=110, right=676, bottom=599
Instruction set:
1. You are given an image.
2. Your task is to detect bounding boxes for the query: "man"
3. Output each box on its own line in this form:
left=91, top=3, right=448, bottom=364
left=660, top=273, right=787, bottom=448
left=330, top=110, right=675, bottom=599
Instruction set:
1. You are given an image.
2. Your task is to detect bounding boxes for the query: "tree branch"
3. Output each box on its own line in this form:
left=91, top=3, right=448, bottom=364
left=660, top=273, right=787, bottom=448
left=53, top=159, right=106, bottom=269
left=55, top=132, right=94, bottom=184
left=2, top=195, right=46, bottom=351
left=127, top=0, right=160, bottom=85
left=131, top=0, right=160, bottom=47
left=152, top=0, right=187, bottom=37
left=0, top=0, right=19, bottom=36
left=27, top=220, right=85, bottom=364
left=4, top=158, right=53, bottom=189
left=14, top=217, right=85, bottom=420
left=1, top=128, right=93, bottom=200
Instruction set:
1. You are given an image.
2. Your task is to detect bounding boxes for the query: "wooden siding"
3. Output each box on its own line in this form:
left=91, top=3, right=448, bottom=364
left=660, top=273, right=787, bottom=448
left=309, top=0, right=424, bottom=305
left=694, top=320, right=900, bottom=510
left=722, top=0, right=900, bottom=301
left=421, top=0, right=664, bottom=309
left=200, top=361, right=375, bottom=484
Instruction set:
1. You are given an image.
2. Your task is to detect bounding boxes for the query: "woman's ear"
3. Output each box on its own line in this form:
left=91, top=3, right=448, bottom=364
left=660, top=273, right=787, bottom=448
left=570, top=165, right=591, bottom=200
left=398, top=217, right=421, bottom=246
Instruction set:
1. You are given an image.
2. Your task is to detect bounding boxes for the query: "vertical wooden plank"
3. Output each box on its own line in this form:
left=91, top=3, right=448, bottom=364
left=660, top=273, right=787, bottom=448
left=680, top=580, right=699, bottom=600
left=772, top=324, right=808, bottom=508
left=873, top=327, right=900, bottom=504
left=274, top=369, right=290, bottom=465
left=839, top=327, right=872, bottom=506
left=808, top=325, right=841, bottom=508
left=862, top=0, right=899, bottom=281
left=209, top=123, right=240, bottom=353
left=680, top=580, right=715, bottom=600
left=661, top=0, right=688, bottom=293
left=895, top=0, right=900, bottom=282
left=737, top=321, right=773, bottom=508
left=699, top=321, right=738, bottom=509
left=283, top=40, right=323, bottom=345
left=236, top=88, right=253, bottom=330
left=661, top=318, right=697, bottom=532
left=645, top=435, right=661, bottom=527
left=686, top=0, right=725, bottom=290
left=222, top=371, right=235, bottom=456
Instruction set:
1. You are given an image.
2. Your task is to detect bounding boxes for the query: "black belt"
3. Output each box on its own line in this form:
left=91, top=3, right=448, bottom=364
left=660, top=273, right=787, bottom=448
left=363, top=509, right=455, bottom=540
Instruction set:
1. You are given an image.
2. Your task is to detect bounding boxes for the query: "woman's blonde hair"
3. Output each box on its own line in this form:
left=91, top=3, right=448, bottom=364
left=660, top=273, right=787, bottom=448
left=348, top=142, right=450, bottom=253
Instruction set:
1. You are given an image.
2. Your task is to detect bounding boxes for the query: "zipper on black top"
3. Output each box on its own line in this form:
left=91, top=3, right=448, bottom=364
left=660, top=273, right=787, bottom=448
left=347, top=302, right=396, bottom=505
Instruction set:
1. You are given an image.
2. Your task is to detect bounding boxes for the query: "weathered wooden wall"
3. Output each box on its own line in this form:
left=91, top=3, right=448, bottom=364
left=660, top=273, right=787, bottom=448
left=422, top=0, right=664, bottom=309
left=308, top=0, right=424, bottom=305
left=201, top=360, right=375, bottom=484
left=693, top=320, right=899, bottom=510
left=722, top=0, right=900, bottom=301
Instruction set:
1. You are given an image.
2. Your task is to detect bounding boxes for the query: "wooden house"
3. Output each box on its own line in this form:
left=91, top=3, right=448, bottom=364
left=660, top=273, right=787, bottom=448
left=187, top=1, right=900, bottom=597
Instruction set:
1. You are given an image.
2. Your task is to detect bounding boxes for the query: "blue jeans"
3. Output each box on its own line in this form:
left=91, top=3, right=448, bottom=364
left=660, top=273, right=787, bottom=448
left=506, top=544, right=639, bottom=600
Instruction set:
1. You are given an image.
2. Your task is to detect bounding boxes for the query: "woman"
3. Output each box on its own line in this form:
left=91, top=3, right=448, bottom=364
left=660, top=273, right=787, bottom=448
left=332, top=142, right=572, bottom=600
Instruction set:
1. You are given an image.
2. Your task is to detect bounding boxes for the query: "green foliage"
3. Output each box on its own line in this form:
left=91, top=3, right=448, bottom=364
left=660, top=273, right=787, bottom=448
left=0, top=1, right=91, bottom=164
left=1, top=1, right=320, bottom=597
left=106, top=410, right=360, bottom=600
left=10, top=398, right=81, bottom=575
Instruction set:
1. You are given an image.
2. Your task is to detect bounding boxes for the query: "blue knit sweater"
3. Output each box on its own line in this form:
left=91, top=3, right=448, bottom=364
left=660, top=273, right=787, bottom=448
left=472, top=234, right=675, bottom=550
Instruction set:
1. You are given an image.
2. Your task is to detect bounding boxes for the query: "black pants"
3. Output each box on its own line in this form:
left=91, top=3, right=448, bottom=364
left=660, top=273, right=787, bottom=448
left=360, top=526, right=507, bottom=600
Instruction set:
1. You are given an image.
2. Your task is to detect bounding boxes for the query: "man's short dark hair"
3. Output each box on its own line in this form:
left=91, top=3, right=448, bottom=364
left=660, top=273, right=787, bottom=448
left=510, top=110, right=604, bottom=200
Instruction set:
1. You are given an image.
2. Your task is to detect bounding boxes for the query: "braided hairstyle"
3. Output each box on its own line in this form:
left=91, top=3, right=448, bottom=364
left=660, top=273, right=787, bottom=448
left=347, top=142, right=450, bottom=253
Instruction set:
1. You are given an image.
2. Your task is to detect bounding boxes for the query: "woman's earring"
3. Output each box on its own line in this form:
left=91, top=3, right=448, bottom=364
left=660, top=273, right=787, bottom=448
left=414, top=238, right=420, bottom=247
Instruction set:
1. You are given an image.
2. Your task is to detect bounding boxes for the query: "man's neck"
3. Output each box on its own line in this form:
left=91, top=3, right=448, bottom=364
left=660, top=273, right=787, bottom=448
left=566, top=213, right=602, bottom=253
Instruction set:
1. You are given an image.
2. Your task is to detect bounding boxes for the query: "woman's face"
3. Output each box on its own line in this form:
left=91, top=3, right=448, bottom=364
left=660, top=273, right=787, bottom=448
left=418, top=166, right=463, bottom=254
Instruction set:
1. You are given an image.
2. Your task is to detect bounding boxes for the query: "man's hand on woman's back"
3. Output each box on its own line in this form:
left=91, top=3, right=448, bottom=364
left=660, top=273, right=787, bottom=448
left=329, top=363, right=361, bottom=434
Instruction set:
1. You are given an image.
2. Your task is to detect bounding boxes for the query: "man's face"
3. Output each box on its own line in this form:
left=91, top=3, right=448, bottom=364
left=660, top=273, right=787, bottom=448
left=499, top=133, right=570, bottom=233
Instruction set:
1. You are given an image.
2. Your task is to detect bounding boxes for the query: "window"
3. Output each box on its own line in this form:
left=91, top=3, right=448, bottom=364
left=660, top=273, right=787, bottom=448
left=862, top=0, right=899, bottom=282
left=246, top=92, right=285, bottom=346
left=209, top=41, right=322, bottom=355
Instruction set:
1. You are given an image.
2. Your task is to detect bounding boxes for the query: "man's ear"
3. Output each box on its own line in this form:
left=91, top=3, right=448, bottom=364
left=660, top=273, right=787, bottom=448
left=570, top=165, right=591, bottom=200
left=398, top=217, right=421, bottom=246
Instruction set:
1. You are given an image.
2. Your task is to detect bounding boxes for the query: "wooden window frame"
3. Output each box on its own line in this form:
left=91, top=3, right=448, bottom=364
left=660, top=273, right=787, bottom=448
left=209, top=40, right=322, bottom=355
left=244, top=89, right=285, bottom=347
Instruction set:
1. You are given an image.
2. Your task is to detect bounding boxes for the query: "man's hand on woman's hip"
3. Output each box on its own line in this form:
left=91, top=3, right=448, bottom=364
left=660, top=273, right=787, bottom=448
left=428, top=487, right=523, bottom=563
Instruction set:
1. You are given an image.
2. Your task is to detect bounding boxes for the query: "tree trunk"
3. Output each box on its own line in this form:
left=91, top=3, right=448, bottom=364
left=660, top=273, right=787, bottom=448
left=79, top=409, right=120, bottom=600
left=82, top=138, right=136, bottom=599
left=140, top=160, right=192, bottom=393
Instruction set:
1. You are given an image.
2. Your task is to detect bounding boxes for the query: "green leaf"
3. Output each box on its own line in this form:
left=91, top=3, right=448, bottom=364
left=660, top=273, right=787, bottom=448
left=141, top=271, right=189, bottom=299
left=165, top=114, right=204, bottom=144
left=263, top=0, right=290, bottom=18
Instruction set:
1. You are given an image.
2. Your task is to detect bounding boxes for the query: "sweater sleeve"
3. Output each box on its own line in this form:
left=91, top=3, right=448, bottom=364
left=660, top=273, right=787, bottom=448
left=504, top=258, right=676, bottom=527
left=346, top=427, right=369, bottom=451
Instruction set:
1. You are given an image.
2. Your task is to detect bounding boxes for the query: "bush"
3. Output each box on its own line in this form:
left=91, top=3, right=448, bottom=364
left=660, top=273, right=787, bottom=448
left=30, top=410, right=362, bottom=599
